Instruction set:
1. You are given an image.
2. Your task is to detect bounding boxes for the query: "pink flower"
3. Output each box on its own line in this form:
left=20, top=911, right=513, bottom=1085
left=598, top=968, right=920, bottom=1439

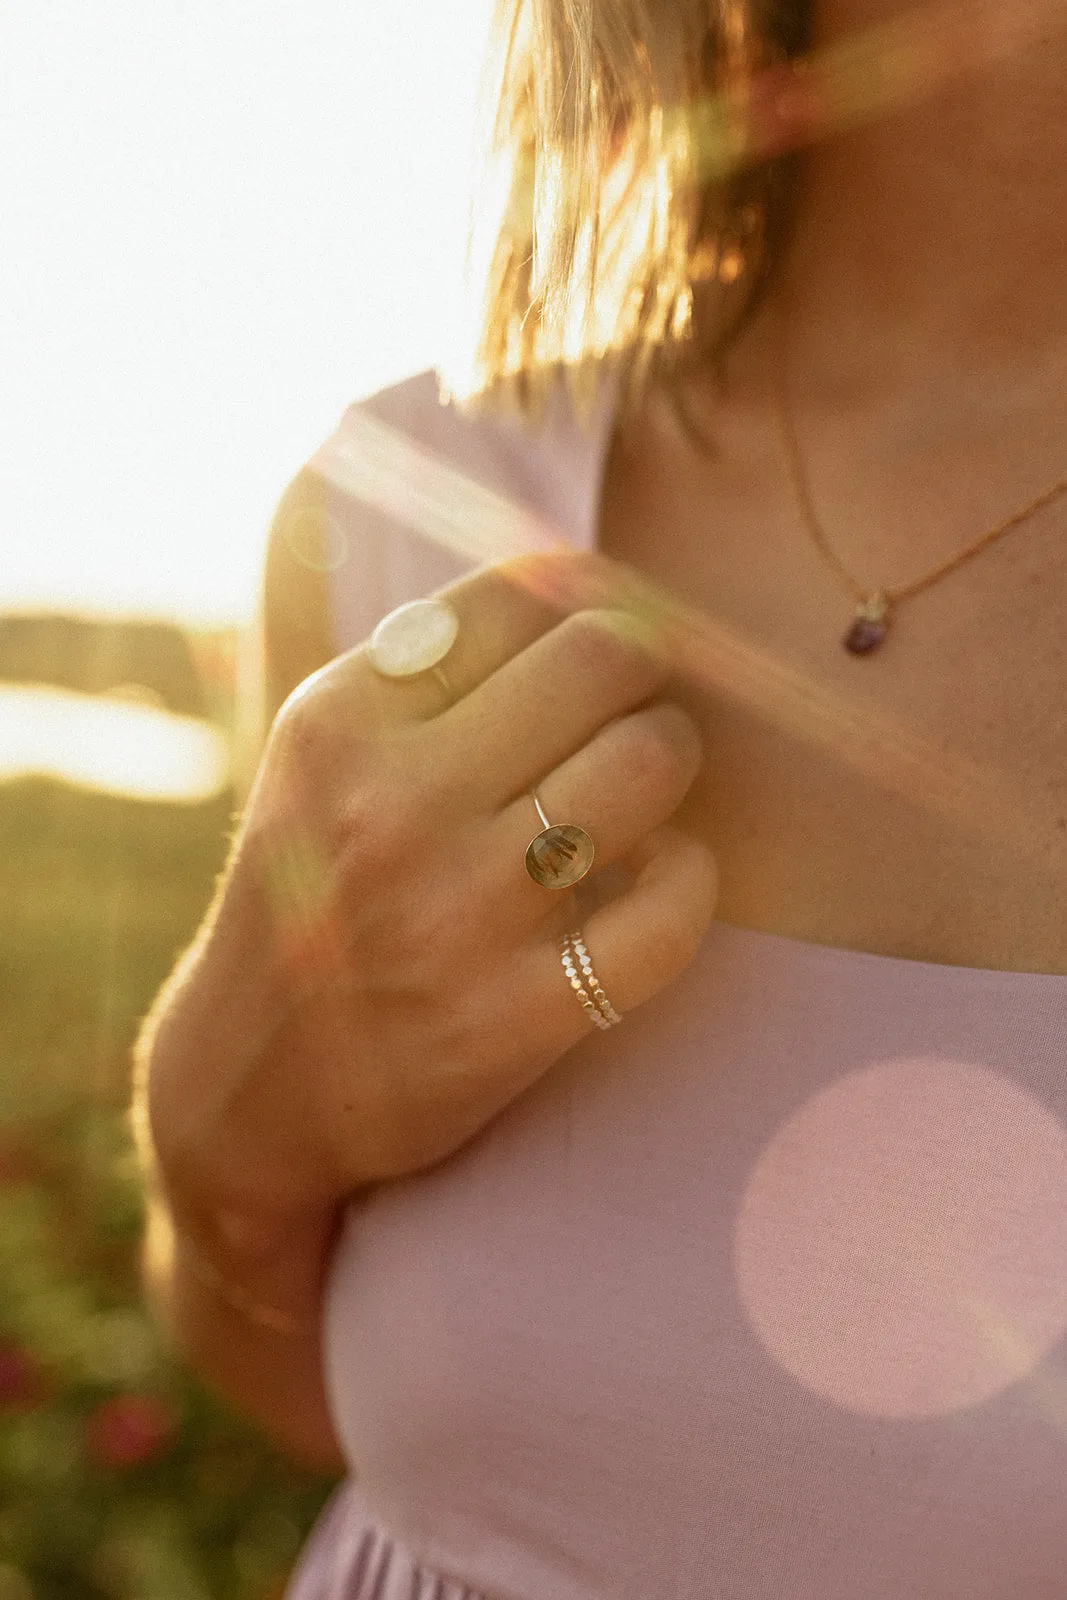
left=85, top=1393, right=179, bottom=1469
left=0, top=1342, right=48, bottom=1410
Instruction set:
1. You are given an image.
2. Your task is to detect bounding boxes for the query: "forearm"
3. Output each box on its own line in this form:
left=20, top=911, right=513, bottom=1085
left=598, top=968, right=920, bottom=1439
left=130, top=863, right=349, bottom=1477
left=142, top=1191, right=348, bottom=1477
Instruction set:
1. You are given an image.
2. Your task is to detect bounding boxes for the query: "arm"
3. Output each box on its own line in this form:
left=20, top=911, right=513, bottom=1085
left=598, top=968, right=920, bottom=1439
left=138, top=1188, right=346, bottom=1476
left=132, top=459, right=716, bottom=1483
left=133, top=468, right=347, bottom=1476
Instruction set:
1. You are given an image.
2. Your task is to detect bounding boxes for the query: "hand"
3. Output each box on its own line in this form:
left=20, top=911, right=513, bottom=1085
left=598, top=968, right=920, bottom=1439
left=144, top=551, right=718, bottom=1244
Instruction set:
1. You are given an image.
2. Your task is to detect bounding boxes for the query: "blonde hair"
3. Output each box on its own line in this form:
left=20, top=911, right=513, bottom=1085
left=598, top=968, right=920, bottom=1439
left=442, top=0, right=811, bottom=421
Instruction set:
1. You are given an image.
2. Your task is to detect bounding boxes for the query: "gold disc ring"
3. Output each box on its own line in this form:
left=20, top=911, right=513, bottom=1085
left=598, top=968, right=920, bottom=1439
left=525, top=791, right=595, bottom=890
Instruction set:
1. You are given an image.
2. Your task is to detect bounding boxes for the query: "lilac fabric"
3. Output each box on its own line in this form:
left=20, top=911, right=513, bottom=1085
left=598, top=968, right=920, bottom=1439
left=285, top=372, right=1067, bottom=1600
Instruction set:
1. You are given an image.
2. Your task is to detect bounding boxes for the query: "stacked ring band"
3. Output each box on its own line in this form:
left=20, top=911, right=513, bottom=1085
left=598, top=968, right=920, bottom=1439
left=561, top=931, right=623, bottom=1030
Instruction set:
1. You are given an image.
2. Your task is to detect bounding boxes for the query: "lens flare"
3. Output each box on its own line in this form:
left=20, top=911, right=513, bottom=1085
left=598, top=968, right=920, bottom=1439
left=310, top=407, right=1060, bottom=873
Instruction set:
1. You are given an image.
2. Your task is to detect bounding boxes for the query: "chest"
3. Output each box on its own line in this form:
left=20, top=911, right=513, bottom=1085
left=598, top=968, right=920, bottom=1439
left=596, top=401, right=1067, bottom=973
left=324, top=922, right=1067, bottom=1600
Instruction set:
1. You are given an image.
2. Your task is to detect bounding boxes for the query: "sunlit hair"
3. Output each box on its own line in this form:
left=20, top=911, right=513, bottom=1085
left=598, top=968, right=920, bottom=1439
left=442, top=0, right=812, bottom=420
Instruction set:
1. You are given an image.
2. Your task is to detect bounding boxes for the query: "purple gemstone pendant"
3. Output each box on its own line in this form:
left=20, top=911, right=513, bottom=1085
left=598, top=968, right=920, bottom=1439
left=843, top=592, right=890, bottom=655
left=844, top=616, right=887, bottom=654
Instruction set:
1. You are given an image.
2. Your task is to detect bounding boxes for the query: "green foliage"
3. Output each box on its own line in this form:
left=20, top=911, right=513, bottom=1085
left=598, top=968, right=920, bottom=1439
left=0, top=779, right=237, bottom=1113
left=0, top=777, right=338, bottom=1599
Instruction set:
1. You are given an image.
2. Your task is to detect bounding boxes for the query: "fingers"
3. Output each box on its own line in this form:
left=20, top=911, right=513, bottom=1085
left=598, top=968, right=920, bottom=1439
left=275, top=551, right=675, bottom=849
left=472, top=701, right=705, bottom=929
left=543, top=824, right=719, bottom=1031
left=319, top=550, right=624, bottom=728
left=426, top=604, right=670, bottom=808
left=476, top=826, right=718, bottom=1101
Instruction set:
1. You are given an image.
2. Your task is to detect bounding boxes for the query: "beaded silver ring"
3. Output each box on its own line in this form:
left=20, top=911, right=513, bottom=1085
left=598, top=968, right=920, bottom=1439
left=560, top=930, right=623, bottom=1031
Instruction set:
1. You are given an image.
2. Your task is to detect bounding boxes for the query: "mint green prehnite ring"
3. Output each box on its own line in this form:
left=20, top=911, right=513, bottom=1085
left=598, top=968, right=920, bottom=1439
left=368, top=598, right=459, bottom=700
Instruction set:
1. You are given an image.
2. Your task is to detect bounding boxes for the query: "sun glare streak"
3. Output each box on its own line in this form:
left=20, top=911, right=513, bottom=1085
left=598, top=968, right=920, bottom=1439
left=664, top=0, right=1064, bottom=190
left=259, top=824, right=348, bottom=993
left=0, top=685, right=230, bottom=803
left=679, top=0, right=1066, bottom=181
left=308, top=408, right=563, bottom=566
left=451, top=0, right=1067, bottom=404
left=309, top=408, right=1060, bottom=871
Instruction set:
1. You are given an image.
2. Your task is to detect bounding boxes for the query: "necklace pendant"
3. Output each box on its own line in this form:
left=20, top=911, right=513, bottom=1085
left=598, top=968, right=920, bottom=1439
left=843, top=592, right=890, bottom=655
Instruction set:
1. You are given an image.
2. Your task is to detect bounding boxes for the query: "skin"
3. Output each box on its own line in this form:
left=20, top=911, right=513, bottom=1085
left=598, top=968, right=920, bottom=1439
left=137, top=0, right=1067, bottom=1474
left=604, top=0, right=1067, bottom=973
left=141, top=555, right=713, bottom=1473
left=271, top=0, right=1067, bottom=974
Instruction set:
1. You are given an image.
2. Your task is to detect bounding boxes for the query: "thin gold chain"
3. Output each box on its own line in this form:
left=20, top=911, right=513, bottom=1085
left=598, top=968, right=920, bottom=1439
left=772, top=306, right=1067, bottom=608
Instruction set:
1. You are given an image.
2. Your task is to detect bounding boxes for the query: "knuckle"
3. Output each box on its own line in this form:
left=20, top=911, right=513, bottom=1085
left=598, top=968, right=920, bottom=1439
left=620, top=706, right=703, bottom=791
left=645, top=833, right=719, bottom=977
left=499, top=547, right=603, bottom=609
left=333, top=767, right=425, bottom=884
left=561, top=607, right=664, bottom=684
left=269, top=674, right=335, bottom=765
left=618, top=724, right=675, bottom=792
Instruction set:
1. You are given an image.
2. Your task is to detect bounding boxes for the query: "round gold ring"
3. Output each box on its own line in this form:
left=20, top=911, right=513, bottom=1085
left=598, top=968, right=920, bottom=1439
left=368, top=598, right=459, bottom=704
left=525, top=791, right=595, bottom=890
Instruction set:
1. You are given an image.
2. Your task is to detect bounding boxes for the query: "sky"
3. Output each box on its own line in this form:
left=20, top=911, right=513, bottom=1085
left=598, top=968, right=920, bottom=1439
left=1, top=0, right=494, bottom=625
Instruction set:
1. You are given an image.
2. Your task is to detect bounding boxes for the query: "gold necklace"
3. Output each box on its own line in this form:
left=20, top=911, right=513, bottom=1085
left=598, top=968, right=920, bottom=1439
left=772, top=314, right=1067, bottom=655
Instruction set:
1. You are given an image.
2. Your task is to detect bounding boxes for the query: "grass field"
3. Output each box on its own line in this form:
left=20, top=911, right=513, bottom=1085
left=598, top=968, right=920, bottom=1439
left=0, top=756, right=338, bottom=1597
left=0, top=780, right=233, bottom=1115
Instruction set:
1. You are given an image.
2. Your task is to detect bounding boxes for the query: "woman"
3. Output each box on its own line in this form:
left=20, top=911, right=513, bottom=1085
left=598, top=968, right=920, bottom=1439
left=134, top=0, right=1067, bottom=1594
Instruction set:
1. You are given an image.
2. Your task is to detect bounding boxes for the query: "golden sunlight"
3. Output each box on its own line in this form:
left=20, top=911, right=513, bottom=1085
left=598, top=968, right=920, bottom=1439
left=0, top=0, right=492, bottom=626
left=0, top=685, right=230, bottom=803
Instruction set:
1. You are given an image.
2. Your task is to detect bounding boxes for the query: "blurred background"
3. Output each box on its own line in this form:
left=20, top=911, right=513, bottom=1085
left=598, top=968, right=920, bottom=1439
left=0, top=1, right=492, bottom=1594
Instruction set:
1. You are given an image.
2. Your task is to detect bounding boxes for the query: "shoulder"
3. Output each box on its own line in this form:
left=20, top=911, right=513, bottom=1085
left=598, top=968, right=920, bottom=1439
left=301, top=366, right=615, bottom=653
left=260, top=364, right=616, bottom=732
left=312, top=365, right=614, bottom=554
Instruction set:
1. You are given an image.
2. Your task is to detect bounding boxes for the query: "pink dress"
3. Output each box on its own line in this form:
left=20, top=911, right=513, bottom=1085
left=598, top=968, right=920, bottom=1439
left=284, top=371, right=1067, bottom=1600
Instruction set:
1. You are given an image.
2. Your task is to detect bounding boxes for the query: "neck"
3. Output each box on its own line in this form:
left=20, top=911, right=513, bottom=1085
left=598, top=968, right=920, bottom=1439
left=774, top=0, right=1067, bottom=400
